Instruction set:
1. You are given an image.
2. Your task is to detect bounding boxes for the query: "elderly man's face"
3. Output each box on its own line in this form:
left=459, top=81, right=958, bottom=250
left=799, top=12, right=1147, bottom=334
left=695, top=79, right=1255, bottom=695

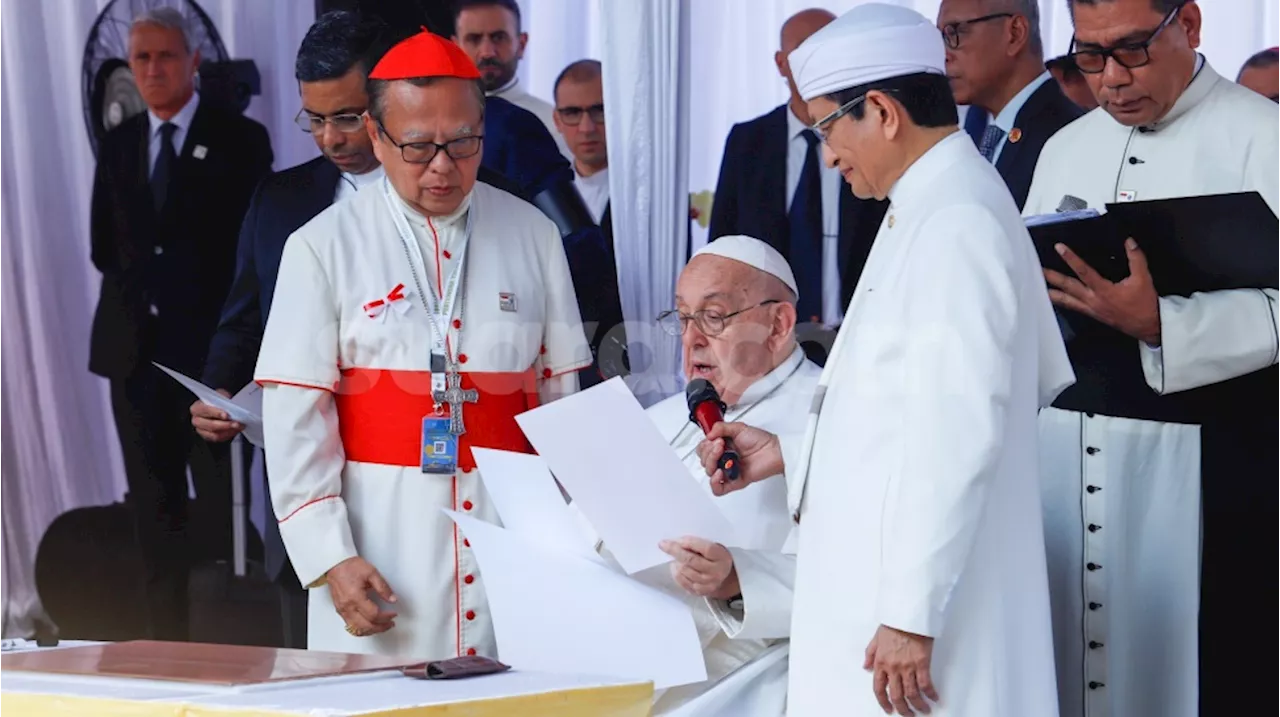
left=368, top=78, right=483, bottom=217
left=1070, top=0, right=1201, bottom=127
left=807, top=95, right=885, bottom=200
left=675, top=256, right=792, bottom=406
left=129, top=23, right=199, bottom=113
left=1238, top=62, right=1279, bottom=102
left=938, top=0, right=1017, bottom=108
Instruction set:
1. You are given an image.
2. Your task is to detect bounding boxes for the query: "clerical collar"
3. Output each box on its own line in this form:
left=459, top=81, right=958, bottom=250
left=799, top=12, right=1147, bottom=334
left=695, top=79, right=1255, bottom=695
left=489, top=76, right=520, bottom=97
left=147, top=90, right=199, bottom=138
left=1139, top=53, right=1213, bottom=133
left=730, top=346, right=806, bottom=411
left=342, top=165, right=385, bottom=192
left=885, top=130, right=971, bottom=211
left=392, top=184, right=473, bottom=229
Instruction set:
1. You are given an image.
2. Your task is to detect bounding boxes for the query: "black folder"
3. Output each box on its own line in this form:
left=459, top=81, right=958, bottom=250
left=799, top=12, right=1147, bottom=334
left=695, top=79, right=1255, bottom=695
left=1029, top=191, right=1279, bottom=297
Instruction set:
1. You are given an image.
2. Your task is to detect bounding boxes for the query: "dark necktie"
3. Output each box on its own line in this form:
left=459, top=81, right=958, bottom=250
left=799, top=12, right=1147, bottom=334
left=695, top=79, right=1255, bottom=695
left=789, top=129, right=824, bottom=324
left=963, top=107, right=988, bottom=146
left=151, top=122, right=177, bottom=212
left=978, top=125, right=1007, bottom=163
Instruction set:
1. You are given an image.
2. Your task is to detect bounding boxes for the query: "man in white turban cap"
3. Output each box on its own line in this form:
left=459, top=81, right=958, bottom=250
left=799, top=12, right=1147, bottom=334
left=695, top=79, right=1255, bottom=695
left=694, top=3, right=1075, bottom=716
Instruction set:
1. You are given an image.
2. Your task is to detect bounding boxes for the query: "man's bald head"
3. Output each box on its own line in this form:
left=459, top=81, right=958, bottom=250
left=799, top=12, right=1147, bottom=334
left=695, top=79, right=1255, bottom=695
left=781, top=9, right=836, bottom=54
left=674, top=254, right=798, bottom=406
left=777, top=9, right=836, bottom=124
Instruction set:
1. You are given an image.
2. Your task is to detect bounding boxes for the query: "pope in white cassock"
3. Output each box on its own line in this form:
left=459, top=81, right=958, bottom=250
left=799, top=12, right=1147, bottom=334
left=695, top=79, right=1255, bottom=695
left=1023, top=1, right=1279, bottom=715
left=644, top=236, right=819, bottom=716
left=697, top=5, right=1075, bottom=716
left=255, top=31, right=590, bottom=658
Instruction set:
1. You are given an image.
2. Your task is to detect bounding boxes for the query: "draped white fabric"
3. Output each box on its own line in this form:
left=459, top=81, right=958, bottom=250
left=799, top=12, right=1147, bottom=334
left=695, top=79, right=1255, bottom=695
left=0, top=0, right=315, bottom=637
left=598, top=0, right=691, bottom=407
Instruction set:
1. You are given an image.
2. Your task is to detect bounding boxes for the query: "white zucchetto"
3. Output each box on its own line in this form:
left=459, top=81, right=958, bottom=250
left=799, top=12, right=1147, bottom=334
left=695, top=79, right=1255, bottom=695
left=693, top=236, right=800, bottom=298
left=789, top=3, right=946, bottom=102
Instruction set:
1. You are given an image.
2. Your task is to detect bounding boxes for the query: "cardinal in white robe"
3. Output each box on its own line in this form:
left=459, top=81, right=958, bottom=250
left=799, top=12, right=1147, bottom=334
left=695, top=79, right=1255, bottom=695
left=255, top=31, right=590, bottom=659
left=697, top=5, right=1075, bottom=716
left=642, top=236, right=820, bottom=716
left=1023, top=3, right=1279, bottom=715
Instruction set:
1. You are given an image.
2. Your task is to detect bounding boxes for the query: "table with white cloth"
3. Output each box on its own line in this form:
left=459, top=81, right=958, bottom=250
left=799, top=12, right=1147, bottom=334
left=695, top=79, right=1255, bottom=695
left=0, top=641, right=653, bottom=717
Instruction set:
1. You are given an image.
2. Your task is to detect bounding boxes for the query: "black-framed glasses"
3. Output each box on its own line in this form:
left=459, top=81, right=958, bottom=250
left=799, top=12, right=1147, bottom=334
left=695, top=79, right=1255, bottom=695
left=294, top=109, right=366, bottom=134
left=1068, top=3, right=1182, bottom=74
left=375, top=118, right=484, bottom=164
left=556, top=104, right=605, bottom=125
left=939, top=12, right=1014, bottom=50
left=657, top=300, right=780, bottom=337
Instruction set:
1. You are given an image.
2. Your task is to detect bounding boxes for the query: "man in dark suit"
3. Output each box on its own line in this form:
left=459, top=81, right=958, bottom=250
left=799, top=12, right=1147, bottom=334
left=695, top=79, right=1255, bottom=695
left=90, top=8, right=273, bottom=641
left=708, top=9, right=889, bottom=365
left=937, top=0, right=1083, bottom=210
left=190, top=11, right=551, bottom=648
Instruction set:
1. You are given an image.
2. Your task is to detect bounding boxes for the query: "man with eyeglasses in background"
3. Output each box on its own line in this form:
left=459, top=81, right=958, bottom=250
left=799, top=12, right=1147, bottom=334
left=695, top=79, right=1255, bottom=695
left=192, top=11, right=532, bottom=648
left=936, top=0, right=1082, bottom=210
left=1024, top=1, right=1278, bottom=715
left=254, top=29, right=589, bottom=658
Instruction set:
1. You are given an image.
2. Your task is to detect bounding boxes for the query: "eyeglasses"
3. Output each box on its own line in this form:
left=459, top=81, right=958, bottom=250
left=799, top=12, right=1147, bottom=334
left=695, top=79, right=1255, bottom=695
left=556, top=104, right=605, bottom=125
left=810, top=89, right=900, bottom=141
left=375, top=119, right=484, bottom=164
left=657, top=300, right=780, bottom=337
left=939, top=13, right=1013, bottom=50
left=294, top=110, right=366, bottom=134
left=1067, top=4, right=1182, bottom=74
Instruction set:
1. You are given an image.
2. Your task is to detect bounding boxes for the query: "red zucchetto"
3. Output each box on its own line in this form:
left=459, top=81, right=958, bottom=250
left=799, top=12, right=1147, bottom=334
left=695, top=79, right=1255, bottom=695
left=368, top=28, right=481, bottom=81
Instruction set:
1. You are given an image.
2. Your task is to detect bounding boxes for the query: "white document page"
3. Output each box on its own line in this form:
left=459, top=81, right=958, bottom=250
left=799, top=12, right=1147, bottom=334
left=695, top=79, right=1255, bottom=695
left=470, top=448, right=601, bottom=562
left=153, top=363, right=264, bottom=447
left=446, top=511, right=707, bottom=689
left=515, top=377, right=738, bottom=574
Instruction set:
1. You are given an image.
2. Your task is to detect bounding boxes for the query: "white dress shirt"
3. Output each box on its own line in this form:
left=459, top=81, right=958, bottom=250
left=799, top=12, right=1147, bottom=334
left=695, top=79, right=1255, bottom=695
left=334, top=164, right=385, bottom=204
left=146, top=91, right=200, bottom=174
left=573, top=165, right=610, bottom=224
left=784, top=107, right=843, bottom=326
left=989, top=72, right=1053, bottom=163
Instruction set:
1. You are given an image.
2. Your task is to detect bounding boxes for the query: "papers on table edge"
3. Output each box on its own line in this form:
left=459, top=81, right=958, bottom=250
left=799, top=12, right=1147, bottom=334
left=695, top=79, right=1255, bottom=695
left=153, top=363, right=264, bottom=447
left=445, top=510, right=707, bottom=690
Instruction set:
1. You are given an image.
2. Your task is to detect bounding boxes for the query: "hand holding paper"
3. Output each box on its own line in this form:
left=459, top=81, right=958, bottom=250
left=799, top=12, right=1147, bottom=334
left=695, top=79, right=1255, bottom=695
left=155, top=363, right=264, bottom=447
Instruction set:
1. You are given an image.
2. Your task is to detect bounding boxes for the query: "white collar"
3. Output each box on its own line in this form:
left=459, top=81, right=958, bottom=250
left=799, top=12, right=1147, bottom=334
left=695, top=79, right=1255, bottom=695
left=575, top=164, right=608, bottom=182
left=344, top=164, right=385, bottom=190
left=391, top=178, right=473, bottom=229
left=992, top=72, right=1052, bottom=133
left=1142, top=53, right=1214, bottom=131
left=147, top=91, right=200, bottom=137
left=886, top=130, right=971, bottom=210
left=731, top=346, right=806, bottom=410
left=786, top=104, right=814, bottom=141
left=490, top=76, right=520, bottom=97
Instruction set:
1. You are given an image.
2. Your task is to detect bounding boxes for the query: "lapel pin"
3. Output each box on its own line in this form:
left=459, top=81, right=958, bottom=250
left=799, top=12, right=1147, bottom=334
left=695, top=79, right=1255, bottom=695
left=1008, top=128, right=1022, bottom=143
left=193, top=145, right=208, bottom=160
left=499, top=292, right=517, bottom=312
left=887, top=214, right=895, bottom=228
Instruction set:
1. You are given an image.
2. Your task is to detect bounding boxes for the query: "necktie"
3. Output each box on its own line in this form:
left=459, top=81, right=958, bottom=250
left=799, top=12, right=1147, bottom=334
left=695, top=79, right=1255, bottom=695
left=151, top=122, right=177, bottom=212
left=978, top=124, right=1006, bottom=163
left=963, top=107, right=988, bottom=145
left=789, top=129, right=823, bottom=323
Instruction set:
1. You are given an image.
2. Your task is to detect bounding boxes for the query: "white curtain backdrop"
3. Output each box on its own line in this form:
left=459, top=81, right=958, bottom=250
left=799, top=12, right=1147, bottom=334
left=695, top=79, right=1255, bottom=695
left=1, top=0, right=315, bottom=637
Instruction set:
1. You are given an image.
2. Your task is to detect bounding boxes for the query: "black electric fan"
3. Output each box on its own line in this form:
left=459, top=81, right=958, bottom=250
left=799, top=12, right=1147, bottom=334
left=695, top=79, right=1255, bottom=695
left=81, top=0, right=261, bottom=157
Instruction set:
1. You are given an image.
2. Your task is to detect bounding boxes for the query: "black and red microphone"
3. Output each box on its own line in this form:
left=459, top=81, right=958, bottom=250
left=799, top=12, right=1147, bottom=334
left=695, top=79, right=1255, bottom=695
left=685, top=378, right=740, bottom=481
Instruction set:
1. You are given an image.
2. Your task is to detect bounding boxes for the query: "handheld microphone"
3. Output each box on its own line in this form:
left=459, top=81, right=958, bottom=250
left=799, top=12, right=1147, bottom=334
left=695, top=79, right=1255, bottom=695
left=685, top=378, right=741, bottom=481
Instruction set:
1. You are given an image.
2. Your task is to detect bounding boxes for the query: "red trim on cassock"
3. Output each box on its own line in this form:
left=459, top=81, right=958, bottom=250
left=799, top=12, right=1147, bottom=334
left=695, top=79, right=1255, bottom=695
left=278, top=494, right=341, bottom=523
left=334, top=367, right=540, bottom=472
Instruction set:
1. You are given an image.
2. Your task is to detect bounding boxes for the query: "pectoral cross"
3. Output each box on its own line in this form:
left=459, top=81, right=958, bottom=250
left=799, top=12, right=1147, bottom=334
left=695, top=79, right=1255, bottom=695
left=432, top=369, right=478, bottom=436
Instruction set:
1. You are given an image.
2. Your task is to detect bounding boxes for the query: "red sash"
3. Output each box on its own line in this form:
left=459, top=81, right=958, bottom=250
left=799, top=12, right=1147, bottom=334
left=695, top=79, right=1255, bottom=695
left=334, top=367, right=539, bottom=472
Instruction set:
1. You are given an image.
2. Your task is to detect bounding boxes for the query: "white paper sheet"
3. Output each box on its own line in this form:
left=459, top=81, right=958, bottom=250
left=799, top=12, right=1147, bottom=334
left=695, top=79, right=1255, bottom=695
left=446, top=511, right=706, bottom=689
left=515, top=377, right=738, bottom=574
left=470, top=448, right=601, bottom=561
left=154, top=363, right=264, bottom=447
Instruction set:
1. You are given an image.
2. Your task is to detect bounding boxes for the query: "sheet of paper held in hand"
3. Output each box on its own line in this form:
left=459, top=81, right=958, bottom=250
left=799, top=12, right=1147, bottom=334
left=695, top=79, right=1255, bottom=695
left=445, top=511, right=707, bottom=689
left=515, top=377, right=738, bottom=574
left=153, top=363, right=264, bottom=447
left=470, top=448, right=604, bottom=563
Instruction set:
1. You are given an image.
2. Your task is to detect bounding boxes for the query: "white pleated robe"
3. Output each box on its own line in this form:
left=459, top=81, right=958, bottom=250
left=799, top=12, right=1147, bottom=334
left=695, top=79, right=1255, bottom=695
left=255, top=181, right=590, bottom=658
left=1024, top=59, right=1279, bottom=717
left=785, top=131, right=1075, bottom=716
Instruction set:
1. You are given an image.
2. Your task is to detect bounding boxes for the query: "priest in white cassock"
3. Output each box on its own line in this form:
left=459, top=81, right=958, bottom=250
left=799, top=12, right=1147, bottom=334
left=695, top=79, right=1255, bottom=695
left=255, top=30, right=590, bottom=658
left=695, top=5, right=1075, bottom=716
left=1023, top=1, right=1279, bottom=715
left=643, top=236, right=820, bottom=716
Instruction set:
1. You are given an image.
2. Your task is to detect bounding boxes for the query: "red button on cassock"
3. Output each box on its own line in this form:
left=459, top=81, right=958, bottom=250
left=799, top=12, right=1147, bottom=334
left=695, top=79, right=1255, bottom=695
left=464, top=574, right=475, bottom=584
left=443, top=250, right=452, bottom=259
left=463, top=539, right=471, bottom=547
left=465, top=610, right=476, bottom=621
left=466, top=648, right=477, bottom=656
left=458, top=353, right=468, bottom=364
left=452, top=318, right=462, bottom=329
left=462, top=500, right=473, bottom=511
left=542, top=368, right=552, bottom=379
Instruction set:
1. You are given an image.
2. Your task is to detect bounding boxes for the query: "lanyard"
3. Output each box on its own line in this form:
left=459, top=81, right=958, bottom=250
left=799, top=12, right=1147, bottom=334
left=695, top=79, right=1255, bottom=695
left=380, top=178, right=473, bottom=361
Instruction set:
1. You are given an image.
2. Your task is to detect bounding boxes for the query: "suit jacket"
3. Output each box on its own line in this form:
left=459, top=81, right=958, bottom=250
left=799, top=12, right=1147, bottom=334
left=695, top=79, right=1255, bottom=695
left=89, top=99, right=273, bottom=380
left=994, top=80, right=1084, bottom=211
left=707, top=104, right=889, bottom=312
